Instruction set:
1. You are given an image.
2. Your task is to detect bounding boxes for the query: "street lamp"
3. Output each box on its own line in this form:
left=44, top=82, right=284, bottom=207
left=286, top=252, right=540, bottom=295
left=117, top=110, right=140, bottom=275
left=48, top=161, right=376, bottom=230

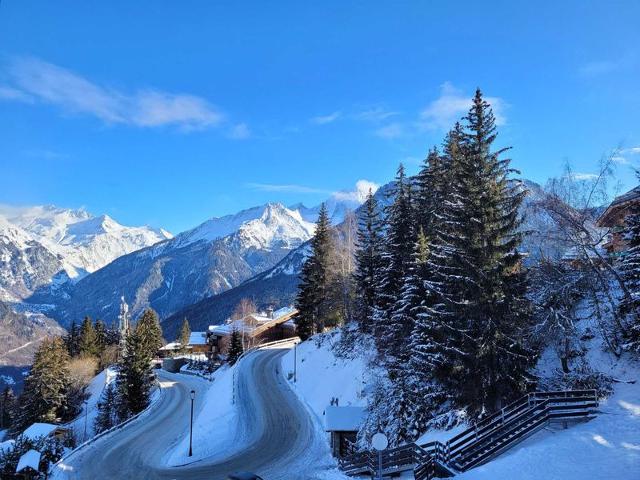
left=189, top=390, right=195, bottom=457
left=83, top=400, right=89, bottom=442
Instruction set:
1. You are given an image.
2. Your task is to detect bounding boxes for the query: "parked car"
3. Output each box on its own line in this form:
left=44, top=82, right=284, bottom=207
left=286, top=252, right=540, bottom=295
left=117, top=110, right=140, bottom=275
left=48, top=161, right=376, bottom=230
left=227, top=472, right=264, bottom=480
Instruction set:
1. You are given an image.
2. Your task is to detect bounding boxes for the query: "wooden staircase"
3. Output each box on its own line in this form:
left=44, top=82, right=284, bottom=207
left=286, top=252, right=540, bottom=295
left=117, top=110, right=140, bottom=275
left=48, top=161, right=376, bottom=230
left=339, top=389, right=598, bottom=479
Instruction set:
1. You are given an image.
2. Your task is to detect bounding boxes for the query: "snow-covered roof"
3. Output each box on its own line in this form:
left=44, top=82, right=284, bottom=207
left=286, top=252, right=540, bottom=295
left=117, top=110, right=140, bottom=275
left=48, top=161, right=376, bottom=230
left=21, top=422, right=57, bottom=441
left=16, top=449, right=41, bottom=473
left=159, top=342, right=181, bottom=350
left=210, top=307, right=298, bottom=337
left=273, top=306, right=296, bottom=319
left=324, top=406, right=365, bottom=432
left=188, top=332, right=208, bottom=346
left=0, top=439, right=14, bottom=452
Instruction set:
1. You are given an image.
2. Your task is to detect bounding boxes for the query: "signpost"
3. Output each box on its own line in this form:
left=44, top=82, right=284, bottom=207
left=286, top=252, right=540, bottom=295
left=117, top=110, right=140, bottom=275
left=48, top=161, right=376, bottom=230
left=371, top=432, right=388, bottom=480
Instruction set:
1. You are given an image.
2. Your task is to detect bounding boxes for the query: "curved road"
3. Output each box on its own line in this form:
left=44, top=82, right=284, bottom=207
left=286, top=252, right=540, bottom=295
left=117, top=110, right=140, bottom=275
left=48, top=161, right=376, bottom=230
left=54, top=348, right=340, bottom=480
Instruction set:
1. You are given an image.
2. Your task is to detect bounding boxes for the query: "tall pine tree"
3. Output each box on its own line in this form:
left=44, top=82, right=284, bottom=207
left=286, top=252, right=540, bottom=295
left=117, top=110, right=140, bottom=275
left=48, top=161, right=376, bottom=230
left=227, top=328, right=244, bottom=365
left=79, top=316, right=99, bottom=358
left=178, top=318, right=191, bottom=352
left=295, top=204, right=334, bottom=340
left=135, top=309, right=164, bottom=360
left=353, top=190, right=385, bottom=333
left=116, top=330, right=153, bottom=418
left=94, top=382, right=118, bottom=433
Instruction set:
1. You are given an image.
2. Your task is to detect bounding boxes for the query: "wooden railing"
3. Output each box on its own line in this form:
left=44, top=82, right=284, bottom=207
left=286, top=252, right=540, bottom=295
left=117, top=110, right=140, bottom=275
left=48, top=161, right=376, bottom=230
left=340, top=389, right=598, bottom=479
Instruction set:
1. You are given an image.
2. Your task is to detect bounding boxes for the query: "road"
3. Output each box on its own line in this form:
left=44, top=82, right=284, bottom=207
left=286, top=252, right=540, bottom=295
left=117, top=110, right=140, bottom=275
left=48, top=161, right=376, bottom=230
left=53, top=348, right=341, bottom=480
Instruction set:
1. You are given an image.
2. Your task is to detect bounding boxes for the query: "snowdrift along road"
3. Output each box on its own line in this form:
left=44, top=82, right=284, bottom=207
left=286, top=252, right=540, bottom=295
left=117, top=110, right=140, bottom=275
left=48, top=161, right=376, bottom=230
left=53, top=348, right=341, bottom=480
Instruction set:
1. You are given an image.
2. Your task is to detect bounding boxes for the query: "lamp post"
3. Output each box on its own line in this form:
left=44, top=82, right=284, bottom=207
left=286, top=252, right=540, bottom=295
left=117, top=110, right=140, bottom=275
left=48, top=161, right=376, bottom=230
left=293, top=342, right=297, bottom=383
left=83, top=400, right=89, bottom=442
left=189, top=390, right=195, bottom=457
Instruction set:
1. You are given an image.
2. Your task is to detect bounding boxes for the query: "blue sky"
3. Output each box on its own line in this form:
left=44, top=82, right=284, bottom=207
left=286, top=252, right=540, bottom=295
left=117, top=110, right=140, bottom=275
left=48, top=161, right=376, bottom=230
left=1, top=1, right=639, bottom=233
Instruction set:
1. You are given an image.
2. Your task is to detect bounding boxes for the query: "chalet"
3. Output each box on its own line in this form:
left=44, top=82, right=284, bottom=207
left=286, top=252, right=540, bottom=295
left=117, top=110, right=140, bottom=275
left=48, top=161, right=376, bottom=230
left=188, top=332, right=210, bottom=354
left=208, top=307, right=298, bottom=355
left=596, top=185, right=640, bottom=255
left=21, top=423, right=71, bottom=443
left=324, top=406, right=365, bottom=458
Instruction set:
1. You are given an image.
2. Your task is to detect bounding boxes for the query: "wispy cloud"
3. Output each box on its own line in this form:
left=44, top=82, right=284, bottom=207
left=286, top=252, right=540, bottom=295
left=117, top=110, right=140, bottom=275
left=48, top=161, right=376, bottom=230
left=0, top=85, right=34, bottom=103
left=245, top=183, right=332, bottom=194
left=310, top=111, right=342, bottom=125
left=354, top=107, right=399, bottom=123
left=375, top=122, right=405, bottom=139
left=570, top=172, right=599, bottom=181
left=23, top=149, right=69, bottom=160
left=579, top=60, right=619, bottom=77
left=621, top=147, right=640, bottom=155
left=228, top=123, right=251, bottom=139
left=1, top=57, right=224, bottom=130
left=419, top=82, right=507, bottom=130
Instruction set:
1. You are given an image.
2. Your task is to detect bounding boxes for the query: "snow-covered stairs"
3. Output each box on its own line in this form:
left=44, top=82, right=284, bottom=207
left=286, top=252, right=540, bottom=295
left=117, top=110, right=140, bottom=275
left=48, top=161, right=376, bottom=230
left=340, top=389, right=599, bottom=480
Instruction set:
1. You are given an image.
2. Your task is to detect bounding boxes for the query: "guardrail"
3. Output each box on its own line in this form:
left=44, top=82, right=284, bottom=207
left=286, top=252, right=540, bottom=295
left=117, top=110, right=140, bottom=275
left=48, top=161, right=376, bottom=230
left=340, top=389, right=598, bottom=479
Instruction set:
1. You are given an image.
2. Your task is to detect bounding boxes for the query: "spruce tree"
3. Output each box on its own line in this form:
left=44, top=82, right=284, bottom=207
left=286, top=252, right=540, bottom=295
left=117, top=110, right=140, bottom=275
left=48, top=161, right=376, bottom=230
left=94, top=382, right=117, bottom=433
left=178, top=318, right=191, bottom=352
left=79, top=316, right=99, bottom=358
left=618, top=194, right=640, bottom=353
left=353, top=190, right=385, bottom=333
left=95, top=319, right=108, bottom=354
left=0, top=387, right=16, bottom=430
left=135, top=309, right=164, bottom=360
left=64, top=321, right=80, bottom=358
left=116, top=330, right=153, bottom=418
left=15, top=337, right=71, bottom=431
left=374, top=164, right=415, bottom=355
left=295, top=204, right=334, bottom=339
left=227, top=328, right=244, bottom=365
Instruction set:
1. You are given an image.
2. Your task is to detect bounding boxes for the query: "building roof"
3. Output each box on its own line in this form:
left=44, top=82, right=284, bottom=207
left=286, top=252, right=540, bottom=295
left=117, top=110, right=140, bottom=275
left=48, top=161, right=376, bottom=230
left=324, top=406, right=365, bottom=432
left=0, top=439, right=14, bottom=452
left=597, top=186, right=640, bottom=227
left=159, top=341, right=181, bottom=351
left=209, top=306, right=298, bottom=337
left=188, top=332, right=208, bottom=346
left=21, top=423, right=57, bottom=441
left=16, top=449, right=41, bottom=473
left=611, top=185, right=640, bottom=208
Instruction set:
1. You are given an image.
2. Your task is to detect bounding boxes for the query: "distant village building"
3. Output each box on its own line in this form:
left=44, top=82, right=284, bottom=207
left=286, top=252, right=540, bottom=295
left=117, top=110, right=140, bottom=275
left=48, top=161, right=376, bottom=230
left=20, top=423, right=70, bottom=443
left=596, top=185, right=640, bottom=256
left=16, top=449, right=41, bottom=479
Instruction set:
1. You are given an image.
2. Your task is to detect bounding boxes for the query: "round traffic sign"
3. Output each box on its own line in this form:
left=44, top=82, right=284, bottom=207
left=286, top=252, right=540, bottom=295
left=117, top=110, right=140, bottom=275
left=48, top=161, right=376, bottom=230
left=371, top=432, right=388, bottom=451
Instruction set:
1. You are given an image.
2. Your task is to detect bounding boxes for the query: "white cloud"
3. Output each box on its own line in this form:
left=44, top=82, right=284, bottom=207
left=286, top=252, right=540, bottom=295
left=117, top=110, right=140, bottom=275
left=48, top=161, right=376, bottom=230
left=579, top=60, right=619, bottom=77
left=0, top=85, right=33, bottom=103
left=621, top=147, right=640, bottom=155
left=420, top=82, right=507, bottom=130
left=245, top=183, right=331, bottom=195
left=354, top=107, right=399, bottom=122
left=333, top=179, right=380, bottom=203
left=375, top=122, right=405, bottom=139
left=612, top=156, right=630, bottom=165
left=2, top=57, right=224, bottom=130
left=310, top=111, right=342, bottom=125
left=228, top=123, right=251, bottom=139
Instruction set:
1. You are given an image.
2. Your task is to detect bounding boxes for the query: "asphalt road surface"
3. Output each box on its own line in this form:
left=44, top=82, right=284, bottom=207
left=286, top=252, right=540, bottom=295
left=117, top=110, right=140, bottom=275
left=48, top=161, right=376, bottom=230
left=53, top=348, right=339, bottom=480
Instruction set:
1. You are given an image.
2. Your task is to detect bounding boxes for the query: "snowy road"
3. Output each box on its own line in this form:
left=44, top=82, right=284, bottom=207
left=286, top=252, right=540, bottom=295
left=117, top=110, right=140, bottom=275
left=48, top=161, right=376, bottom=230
left=54, top=348, right=341, bottom=480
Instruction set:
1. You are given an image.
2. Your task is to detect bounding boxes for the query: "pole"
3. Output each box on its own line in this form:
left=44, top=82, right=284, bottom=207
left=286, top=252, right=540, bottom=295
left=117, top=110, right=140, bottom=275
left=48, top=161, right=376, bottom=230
left=189, top=391, right=195, bottom=457
left=378, top=450, right=382, bottom=480
left=293, top=342, right=297, bottom=383
left=83, top=401, right=88, bottom=442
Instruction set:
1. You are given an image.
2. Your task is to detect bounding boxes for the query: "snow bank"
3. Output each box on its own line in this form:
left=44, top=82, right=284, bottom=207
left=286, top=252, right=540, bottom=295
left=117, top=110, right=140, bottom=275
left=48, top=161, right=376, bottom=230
left=66, top=368, right=116, bottom=442
left=280, top=331, right=368, bottom=429
left=164, top=365, right=238, bottom=466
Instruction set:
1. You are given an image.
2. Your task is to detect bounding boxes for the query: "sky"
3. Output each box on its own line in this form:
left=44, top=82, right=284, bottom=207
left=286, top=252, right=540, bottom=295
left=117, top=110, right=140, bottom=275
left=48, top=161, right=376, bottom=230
left=0, top=1, right=639, bottom=234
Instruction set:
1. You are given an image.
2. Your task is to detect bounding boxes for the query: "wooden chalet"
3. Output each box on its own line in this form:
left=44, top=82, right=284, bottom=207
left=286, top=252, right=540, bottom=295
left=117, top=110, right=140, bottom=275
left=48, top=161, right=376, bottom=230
left=596, top=185, right=640, bottom=255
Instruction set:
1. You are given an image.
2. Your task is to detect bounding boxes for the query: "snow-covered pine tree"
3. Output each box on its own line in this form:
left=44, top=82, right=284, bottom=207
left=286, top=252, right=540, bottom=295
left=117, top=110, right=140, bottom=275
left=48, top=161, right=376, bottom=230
left=374, top=164, right=416, bottom=356
left=618, top=192, right=640, bottom=353
left=135, top=309, right=164, bottom=360
left=79, top=316, right=99, bottom=358
left=353, top=189, right=385, bottom=333
left=227, top=328, right=244, bottom=365
left=94, top=382, right=117, bottom=434
left=295, top=204, right=334, bottom=339
left=178, top=318, right=191, bottom=352
left=0, top=387, right=16, bottom=430
left=116, top=330, right=153, bottom=418
left=452, top=89, right=533, bottom=411
left=15, top=337, right=71, bottom=431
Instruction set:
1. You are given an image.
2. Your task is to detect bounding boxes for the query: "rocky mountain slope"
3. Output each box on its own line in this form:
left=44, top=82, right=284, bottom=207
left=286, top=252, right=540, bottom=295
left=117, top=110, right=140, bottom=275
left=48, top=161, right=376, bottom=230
left=47, top=203, right=317, bottom=327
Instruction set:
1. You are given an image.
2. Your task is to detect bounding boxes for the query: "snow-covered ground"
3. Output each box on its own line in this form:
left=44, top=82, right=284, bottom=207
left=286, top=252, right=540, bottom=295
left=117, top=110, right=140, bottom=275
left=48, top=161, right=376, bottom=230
left=65, top=368, right=116, bottom=442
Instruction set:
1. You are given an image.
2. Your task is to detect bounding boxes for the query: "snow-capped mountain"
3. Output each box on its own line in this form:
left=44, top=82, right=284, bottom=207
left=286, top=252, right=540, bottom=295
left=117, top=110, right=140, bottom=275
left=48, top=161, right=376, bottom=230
left=49, top=202, right=317, bottom=326
left=0, top=204, right=172, bottom=278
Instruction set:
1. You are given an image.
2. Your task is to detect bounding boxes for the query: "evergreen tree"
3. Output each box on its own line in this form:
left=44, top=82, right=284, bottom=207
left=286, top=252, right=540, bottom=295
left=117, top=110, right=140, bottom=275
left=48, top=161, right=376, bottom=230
left=227, top=328, right=244, bottom=365
left=15, top=337, right=71, bottom=431
left=79, top=316, right=99, bottom=358
left=94, top=382, right=118, bottom=433
left=95, top=319, right=108, bottom=354
left=178, top=318, right=191, bottom=352
left=618, top=194, right=640, bottom=353
left=0, top=387, right=16, bottom=431
left=373, top=164, right=415, bottom=355
left=353, top=189, right=385, bottom=333
left=116, top=330, right=153, bottom=418
left=64, top=321, right=81, bottom=358
left=295, top=204, right=334, bottom=339
left=135, top=309, right=164, bottom=360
